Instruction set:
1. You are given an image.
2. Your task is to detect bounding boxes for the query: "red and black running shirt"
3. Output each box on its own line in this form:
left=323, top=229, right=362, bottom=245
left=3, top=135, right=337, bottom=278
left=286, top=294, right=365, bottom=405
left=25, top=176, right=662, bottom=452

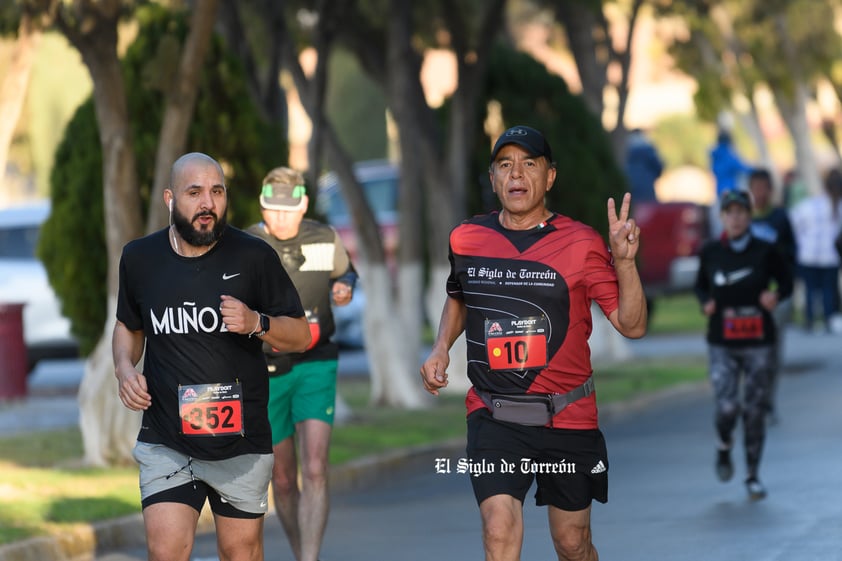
left=447, top=212, right=619, bottom=429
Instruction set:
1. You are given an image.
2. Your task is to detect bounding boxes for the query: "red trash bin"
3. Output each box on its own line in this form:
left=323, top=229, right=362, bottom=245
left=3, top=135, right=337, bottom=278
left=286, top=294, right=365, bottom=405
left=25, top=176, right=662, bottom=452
left=0, top=303, right=27, bottom=400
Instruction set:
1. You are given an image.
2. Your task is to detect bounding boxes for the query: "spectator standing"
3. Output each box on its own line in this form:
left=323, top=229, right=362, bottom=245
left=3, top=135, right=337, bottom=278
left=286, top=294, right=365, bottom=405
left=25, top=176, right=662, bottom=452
left=694, top=190, right=793, bottom=501
left=247, top=167, right=357, bottom=561
left=748, top=168, right=796, bottom=423
left=624, top=128, right=664, bottom=203
left=789, top=169, right=842, bottom=333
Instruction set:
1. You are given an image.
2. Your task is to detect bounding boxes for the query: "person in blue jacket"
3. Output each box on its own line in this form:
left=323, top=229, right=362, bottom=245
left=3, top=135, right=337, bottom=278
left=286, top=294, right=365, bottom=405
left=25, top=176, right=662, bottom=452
left=710, top=130, right=752, bottom=197
left=624, top=128, right=664, bottom=202
left=709, top=130, right=752, bottom=237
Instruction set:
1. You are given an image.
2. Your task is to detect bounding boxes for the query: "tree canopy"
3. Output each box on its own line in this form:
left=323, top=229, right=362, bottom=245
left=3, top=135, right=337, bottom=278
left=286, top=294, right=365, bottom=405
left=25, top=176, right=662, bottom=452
left=38, top=4, right=286, bottom=355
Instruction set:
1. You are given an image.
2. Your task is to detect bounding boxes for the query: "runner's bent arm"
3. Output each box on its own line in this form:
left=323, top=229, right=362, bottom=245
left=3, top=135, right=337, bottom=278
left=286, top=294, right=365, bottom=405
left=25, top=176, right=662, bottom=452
left=113, top=319, right=151, bottom=411
left=609, top=258, right=647, bottom=338
left=420, top=296, right=467, bottom=396
left=606, top=194, right=648, bottom=338
left=258, top=314, right=311, bottom=352
left=220, top=293, right=311, bottom=352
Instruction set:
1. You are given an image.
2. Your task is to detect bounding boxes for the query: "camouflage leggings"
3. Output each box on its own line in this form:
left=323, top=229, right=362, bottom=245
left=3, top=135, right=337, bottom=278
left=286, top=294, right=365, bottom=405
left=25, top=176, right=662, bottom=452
left=708, top=344, right=774, bottom=479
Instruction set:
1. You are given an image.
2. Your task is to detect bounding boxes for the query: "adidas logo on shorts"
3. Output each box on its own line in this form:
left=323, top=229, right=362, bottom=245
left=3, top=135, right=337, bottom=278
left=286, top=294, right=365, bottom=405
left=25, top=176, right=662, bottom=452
left=591, top=461, right=606, bottom=474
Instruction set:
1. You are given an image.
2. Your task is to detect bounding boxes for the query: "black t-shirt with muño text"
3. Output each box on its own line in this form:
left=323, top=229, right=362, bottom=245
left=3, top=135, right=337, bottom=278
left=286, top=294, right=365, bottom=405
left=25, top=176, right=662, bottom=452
left=116, top=226, right=304, bottom=460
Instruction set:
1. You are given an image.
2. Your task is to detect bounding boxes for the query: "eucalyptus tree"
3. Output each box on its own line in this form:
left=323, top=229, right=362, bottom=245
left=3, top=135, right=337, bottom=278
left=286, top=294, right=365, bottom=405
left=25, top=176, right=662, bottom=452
left=542, top=0, right=645, bottom=160
left=655, top=0, right=842, bottom=194
left=244, top=0, right=505, bottom=406
left=0, top=5, right=41, bottom=192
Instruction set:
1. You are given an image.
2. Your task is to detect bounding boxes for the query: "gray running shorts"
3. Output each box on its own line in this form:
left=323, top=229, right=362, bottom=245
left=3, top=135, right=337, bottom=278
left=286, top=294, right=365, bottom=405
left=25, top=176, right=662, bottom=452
left=133, top=441, right=273, bottom=514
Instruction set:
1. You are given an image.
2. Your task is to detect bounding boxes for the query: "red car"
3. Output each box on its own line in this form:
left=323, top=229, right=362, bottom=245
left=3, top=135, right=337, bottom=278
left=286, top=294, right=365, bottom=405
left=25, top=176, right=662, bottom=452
left=633, top=200, right=710, bottom=310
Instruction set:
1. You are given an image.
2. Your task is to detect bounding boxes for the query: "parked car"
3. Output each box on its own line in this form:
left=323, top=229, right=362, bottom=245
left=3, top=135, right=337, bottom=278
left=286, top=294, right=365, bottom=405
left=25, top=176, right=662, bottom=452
left=633, top=200, right=710, bottom=314
left=316, top=160, right=400, bottom=348
left=316, top=160, right=399, bottom=264
left=0, top=201, right=78, bottom=370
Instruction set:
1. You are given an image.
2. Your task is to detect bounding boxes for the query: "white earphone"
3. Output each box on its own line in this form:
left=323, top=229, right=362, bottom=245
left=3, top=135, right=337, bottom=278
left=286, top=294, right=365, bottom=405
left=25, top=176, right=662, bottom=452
left=169, top=199, right=173, bottom=211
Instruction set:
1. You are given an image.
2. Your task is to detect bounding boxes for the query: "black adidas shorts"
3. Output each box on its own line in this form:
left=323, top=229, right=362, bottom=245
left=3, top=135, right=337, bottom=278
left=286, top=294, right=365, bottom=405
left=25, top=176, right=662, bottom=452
left=466, top=409, right=608, bottom=511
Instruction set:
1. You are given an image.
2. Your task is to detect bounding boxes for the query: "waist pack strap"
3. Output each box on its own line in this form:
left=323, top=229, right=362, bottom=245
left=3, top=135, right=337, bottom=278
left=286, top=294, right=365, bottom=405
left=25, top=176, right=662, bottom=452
left=550, top=376, right=594, bottom=412
left=476, top=375, right=595, bottom=416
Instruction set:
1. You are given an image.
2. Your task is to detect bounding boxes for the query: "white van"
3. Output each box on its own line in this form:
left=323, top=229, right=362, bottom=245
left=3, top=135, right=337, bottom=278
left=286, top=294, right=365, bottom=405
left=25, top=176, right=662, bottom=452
left=0, top=201, right=78, bottom=370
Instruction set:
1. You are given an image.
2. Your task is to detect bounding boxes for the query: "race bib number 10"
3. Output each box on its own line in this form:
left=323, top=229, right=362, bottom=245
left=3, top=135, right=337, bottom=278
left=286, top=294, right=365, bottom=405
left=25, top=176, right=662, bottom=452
left=179, top=382, right=244, bottom=437
left=485, top=316, right=548, bottom=371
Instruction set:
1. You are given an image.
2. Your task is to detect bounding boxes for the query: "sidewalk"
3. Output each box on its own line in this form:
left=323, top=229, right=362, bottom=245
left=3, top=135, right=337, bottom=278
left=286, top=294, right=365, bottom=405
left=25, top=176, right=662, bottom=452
left=0, top=327, right=833, bottom=560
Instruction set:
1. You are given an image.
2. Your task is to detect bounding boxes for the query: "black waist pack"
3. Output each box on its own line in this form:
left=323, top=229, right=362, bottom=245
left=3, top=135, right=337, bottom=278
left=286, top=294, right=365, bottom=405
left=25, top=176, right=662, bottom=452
left=476, top=377, right=595, bottom=427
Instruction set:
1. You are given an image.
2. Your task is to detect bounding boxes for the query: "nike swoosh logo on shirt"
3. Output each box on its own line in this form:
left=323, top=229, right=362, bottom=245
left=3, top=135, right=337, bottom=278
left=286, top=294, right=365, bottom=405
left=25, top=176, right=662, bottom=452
left=222, top=273, right=241, bottom=280
left=713, top=267, right=753, bottom=286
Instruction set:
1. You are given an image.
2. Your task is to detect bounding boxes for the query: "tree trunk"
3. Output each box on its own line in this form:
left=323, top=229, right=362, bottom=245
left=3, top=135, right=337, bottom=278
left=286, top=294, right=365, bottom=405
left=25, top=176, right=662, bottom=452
left=735, top=96, right=777, bottom=185
left=555, top=0, right=606, bottom=119
left=79, top=305, right=141, bottom=466
left=426, top=263, right=470, bottom=395
left=556, top=0, right=642, bottom=161
left=385, top=0, right=426, bottom=406
left=363, top=263, right=428, bottom=408
left=55, top=0, right=144, bottom=466
left=147, top=0, right=219, bottom=231
left=589, top=304, right=632, bottom=365
left=0, top=12, right=40, bottom=191
left=769, top=14, right=823, bottom=196
left=425, top=0, right=504, bottom=396
left=276, top=4, right=425, bottom=408
left=773, top=83, right=823, bottom=196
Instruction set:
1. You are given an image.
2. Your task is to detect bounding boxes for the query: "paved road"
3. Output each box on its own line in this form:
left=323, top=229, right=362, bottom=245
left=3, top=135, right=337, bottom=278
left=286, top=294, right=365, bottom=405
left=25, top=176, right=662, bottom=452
left=97, top=328, right=842, bottom=561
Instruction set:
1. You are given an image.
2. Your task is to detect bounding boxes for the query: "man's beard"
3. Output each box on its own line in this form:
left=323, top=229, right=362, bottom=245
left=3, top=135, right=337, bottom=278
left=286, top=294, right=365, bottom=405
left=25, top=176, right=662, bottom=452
left=172, top=205, right=227, bottom=246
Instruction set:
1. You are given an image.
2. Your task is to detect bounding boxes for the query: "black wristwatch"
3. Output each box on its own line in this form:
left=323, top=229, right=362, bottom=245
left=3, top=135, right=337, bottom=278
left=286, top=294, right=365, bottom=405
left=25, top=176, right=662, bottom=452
left=255, top=313, right=270, bottom=337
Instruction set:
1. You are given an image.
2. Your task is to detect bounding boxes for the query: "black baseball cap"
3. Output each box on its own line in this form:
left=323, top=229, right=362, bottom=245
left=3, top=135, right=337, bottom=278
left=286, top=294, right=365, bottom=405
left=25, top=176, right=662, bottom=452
left=490, top=125, right=554, bottom=164
left=720, top=190, right=751, bottom=211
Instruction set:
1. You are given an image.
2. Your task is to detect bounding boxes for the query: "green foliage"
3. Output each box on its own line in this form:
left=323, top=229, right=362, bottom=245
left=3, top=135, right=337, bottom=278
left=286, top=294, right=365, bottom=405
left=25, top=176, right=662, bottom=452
left=647, top=293, right=706, bottom=334
left=659, top=0, right=842, bottom=120
left=28, top=33, right=92, bottom=195
left=472, top=44, right=625, bottom=235
left=650, top=114, right=715, bottom=170
left=39, top=100, right=106, bottom=354
left=325, top=48, right=389, bottom=165
left=39, top=4, right=286, bottom=355
left=0, top=2, right=20, bottom=36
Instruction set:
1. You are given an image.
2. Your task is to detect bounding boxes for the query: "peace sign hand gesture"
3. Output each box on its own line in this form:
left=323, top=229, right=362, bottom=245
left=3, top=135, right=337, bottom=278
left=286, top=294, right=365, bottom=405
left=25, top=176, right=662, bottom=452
left=607, top=192, right=641, bottom=262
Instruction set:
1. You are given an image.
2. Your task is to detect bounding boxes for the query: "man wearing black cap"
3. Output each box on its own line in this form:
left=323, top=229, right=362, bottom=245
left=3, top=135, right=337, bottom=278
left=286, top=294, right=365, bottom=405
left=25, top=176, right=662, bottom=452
left=247, top=166, right=357, bottom=561
left=694, top=189, right=793, bottom=501
left=421, top=125, right=648, bottom=561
